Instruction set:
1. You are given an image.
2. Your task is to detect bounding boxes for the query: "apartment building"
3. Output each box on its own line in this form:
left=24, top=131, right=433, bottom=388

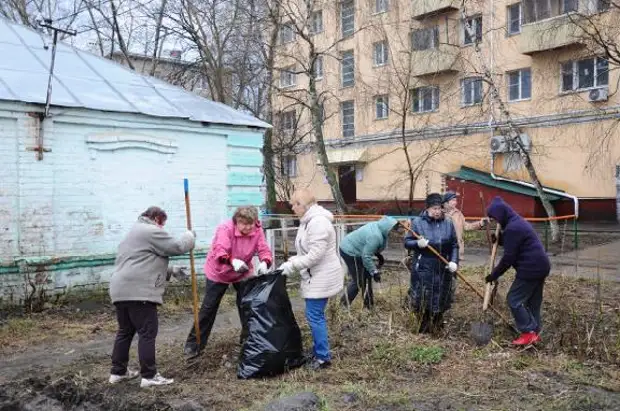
left=272, top=0, right=620, bottom=219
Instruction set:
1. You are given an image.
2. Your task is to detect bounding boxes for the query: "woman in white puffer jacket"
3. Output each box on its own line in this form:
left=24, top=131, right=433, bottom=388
left=279, top=189, right=344, bottom=370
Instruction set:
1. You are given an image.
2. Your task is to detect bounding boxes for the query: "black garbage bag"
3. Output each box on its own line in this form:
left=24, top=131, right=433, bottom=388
left=237, top=271, right=305, bottom=379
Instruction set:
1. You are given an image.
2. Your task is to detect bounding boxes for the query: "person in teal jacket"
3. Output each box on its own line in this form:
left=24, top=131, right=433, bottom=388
left=339, top=216, right=399, bottom=308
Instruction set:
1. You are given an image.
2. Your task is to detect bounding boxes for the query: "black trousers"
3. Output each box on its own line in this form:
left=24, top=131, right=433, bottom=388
left=111, top=301, right=159, bottom=379
left=184, top=279, right=246, bottom=353
left=507, top=277, right=546, bottom=333
left=339, top=250, right=374, bottom=308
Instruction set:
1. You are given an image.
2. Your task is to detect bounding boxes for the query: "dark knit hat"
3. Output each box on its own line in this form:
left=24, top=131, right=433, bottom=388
left=425, top=193, right=443, bottom=208
left=442, top=191, right=458, bottom=204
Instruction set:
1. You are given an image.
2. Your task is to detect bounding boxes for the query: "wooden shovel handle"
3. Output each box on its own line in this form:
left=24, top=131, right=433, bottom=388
left=483, top=225, right=501, bottom=311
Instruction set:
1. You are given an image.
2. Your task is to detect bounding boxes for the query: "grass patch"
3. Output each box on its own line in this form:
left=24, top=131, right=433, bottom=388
left=410, top=345, right=444, bottom=365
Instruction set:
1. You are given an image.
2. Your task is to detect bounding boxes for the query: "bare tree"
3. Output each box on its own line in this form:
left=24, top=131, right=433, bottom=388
left=460, top=0, right=561, bottom=241
left=267, top=0, right=378, bottom=213
left=363, top=11, right=466, bottom=210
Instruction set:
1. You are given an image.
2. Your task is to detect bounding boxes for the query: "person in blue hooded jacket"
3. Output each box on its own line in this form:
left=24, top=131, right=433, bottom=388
left=485, top=196, right=550, bottom=346
left=339, top=216, right=398, bottom=308
left=404, top=193, right=459, bottom=333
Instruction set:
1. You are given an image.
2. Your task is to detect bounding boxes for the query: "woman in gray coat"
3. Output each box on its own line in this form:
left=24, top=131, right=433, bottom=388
left=108, top=206, right=195, bottom=388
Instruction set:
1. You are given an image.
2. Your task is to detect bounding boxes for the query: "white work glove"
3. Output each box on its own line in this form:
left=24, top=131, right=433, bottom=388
left=171, top=266, right=190, bottom=281
left=278, top=261, right=295, bottom=276
left=447, top=262, right=458, bottom=273
left=231, top=259, right=249, bottom=273
left=257, top=261, right=269, bottom=276
left=417, top=238, right=429, bottom=248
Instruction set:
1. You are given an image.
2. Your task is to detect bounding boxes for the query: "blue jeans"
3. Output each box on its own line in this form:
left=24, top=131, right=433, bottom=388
left=507, top=277, right=545, bottom=333
left=305, top=298, right=330, bottom=362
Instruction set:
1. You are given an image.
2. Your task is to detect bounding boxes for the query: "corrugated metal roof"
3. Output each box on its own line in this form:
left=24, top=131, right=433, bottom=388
left=447, top=166, right=563, bottom=201
left=0, top=18, right=270, bottom=129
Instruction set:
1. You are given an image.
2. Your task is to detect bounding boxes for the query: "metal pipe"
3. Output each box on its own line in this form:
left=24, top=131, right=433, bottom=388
left=490, top=154, right=579, bottom=218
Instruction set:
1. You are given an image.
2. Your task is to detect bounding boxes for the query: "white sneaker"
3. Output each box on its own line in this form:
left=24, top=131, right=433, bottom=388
left=109, top=369, right=139, bottom=384
left=140, top=373, right=174, bottom=388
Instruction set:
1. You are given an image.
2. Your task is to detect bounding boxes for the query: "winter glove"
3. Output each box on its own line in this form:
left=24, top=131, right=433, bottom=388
left=231, top=259, right=249, bottom=273
left=171, top=266, right=190, bottom=281
left=417, top=238, right=429, bottom=248
left=447, top=262, right=458, bottom=273
left=278, top=261, right=295, bottom=276
left=485, top=274, right=495, bottom=283
left=375, top=253, right=385, bottom=269
left=372, top=270, right=382, bottom=283
left=257, top=261, right=269, bottom=275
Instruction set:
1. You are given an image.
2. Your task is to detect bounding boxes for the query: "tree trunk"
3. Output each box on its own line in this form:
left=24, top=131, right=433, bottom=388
left=149, top=0, right=168, bottom=76
left=460, top=3, right=560, bottom=241
left=308, top=54, right=347, bottom=214
left=262, top=0, right=279, bottom=214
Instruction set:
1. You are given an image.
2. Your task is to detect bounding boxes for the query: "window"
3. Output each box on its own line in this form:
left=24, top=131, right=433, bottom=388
left=373, top=41, right=389, bottom=66
left=279, top=110, right=296, bottom=131
left=412, top=26, right=439, bottom=50
left=599, top=0, right=611, bottom=11
left=507, top=68, right=532, bottom=101
left=279, top=23, right=294, bottom=44
left=313, top=56, right=323, bottom=80
left=375, top=95, right=389, bottom=119
left=341, top=100, right=355, bottom=137
left=411, top=86, right=439, bottom=113
left=562, top=0, right=578, bottom=13
left=282, top=155, right=297, bottom=178
left=341, top=50, right=355, bottom=87
left=310, top=10, right=323, bottom=34
left=341, top=0, right=355, bottom=37
left=507, top=3, right=522, bottom=35
left=522, top=0, right=551, bottom=23
left=561, top=57, right=609, bottom=92
left=280, top=66, right=296, bottom=88
left=463, top=15, right=482, bottom=45
left=375, top=0, right=388, bottom=13
left=522, top=0, right=589, bottom=23
left=462, top=77, right=483, bottom=106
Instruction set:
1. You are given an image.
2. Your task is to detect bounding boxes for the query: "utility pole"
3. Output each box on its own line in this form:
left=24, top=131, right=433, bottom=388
left=30, top=19, right=76, bottom=160
left=40, top=18, right=76, bottom=118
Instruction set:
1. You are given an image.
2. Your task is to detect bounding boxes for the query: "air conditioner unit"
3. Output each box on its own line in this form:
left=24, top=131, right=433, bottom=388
left=588, top=87, right=608, bottom=102
left=490, top=134, right=531, bottom=153
left=490, top=135, right=507, bottom=153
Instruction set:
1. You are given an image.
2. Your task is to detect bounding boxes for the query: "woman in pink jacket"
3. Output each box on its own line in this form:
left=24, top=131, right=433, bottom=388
left=184, top=206, right=272, bottom=357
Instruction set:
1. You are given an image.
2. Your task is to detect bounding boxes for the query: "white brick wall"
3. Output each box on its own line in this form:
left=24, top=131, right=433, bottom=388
left=0, top=115, right=19, bottom=258
left=0, top=102, right=265, bottom=302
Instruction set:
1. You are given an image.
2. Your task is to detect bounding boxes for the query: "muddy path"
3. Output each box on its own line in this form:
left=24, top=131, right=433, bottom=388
left=0, top=298, right=304, bottom=385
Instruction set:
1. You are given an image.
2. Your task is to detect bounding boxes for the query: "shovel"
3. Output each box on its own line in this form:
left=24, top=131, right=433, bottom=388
left=398, top=222, right=516, bottom=337
left=470, top=223, right=503, bottom=346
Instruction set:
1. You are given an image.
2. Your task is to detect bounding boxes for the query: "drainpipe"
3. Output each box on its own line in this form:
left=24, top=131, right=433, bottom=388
left=490, top=155, right=579, bottom=218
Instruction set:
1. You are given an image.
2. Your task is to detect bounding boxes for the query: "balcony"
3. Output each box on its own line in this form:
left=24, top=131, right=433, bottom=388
left=412, top=0, right=459, bottom=20
left=411, top=46, right=459, bottom=77
left=519, top=14, right=585, bottom=55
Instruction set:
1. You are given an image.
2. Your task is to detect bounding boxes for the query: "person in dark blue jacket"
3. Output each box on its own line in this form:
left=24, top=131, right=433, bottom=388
left=404, top=193, right=459, bottom=333
left=485, top=196, right=550, bottom=346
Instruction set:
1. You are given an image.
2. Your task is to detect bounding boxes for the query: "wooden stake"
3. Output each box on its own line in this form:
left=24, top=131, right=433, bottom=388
left=483, top=225, right=501, bottom=311
left=184, top=178, right=201, bottom=347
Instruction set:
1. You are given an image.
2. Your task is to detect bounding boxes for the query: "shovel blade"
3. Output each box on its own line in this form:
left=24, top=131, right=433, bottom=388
left=470, top=321, right=494, bottom=346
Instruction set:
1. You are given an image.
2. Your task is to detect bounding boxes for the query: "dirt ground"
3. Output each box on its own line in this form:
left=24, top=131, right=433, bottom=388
left=1, top=267, right=620, bottom=411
